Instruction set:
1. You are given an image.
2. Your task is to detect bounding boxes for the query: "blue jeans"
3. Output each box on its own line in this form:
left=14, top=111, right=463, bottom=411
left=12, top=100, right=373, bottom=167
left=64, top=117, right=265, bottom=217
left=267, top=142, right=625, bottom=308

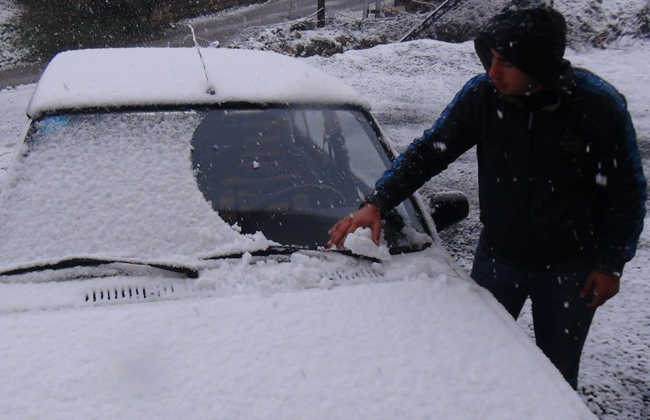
left=470, top=243, right=596, bottom=389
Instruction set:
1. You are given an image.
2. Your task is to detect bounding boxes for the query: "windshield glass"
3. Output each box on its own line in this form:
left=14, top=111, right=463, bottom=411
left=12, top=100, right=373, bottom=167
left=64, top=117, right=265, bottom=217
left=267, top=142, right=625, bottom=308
left=0, top=107, right=430, bottom=272
left=191, top=108, right=430, bottom=249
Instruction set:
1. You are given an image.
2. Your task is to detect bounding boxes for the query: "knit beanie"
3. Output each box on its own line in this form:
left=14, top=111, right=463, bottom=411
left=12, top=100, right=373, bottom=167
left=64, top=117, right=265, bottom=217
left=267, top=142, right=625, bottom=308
left=474, top=1, right=573, bottom=93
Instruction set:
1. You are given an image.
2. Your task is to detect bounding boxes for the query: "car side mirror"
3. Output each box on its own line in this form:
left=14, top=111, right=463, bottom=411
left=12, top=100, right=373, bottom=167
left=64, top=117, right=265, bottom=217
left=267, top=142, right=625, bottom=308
left=428, top=192, right=469, bottom=232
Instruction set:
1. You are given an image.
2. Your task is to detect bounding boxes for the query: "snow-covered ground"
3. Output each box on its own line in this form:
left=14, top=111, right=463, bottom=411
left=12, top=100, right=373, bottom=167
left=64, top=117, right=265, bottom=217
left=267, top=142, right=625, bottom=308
left=0, top=1, right=648, bottom=418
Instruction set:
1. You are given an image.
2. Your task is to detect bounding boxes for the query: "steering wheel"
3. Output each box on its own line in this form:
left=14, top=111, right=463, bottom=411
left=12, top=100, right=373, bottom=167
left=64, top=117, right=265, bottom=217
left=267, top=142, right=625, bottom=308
left=254, top=184, right=347, bottom=210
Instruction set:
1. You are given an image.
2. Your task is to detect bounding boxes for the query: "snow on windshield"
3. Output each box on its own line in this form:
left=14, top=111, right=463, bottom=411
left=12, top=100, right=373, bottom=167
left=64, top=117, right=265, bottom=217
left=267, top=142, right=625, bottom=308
left=0, top=111, right=270, bottom=270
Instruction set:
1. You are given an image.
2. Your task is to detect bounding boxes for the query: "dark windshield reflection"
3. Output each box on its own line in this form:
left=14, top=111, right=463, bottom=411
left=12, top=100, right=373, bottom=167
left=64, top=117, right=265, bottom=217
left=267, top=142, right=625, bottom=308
left=191, top=107, right=429, bottom=249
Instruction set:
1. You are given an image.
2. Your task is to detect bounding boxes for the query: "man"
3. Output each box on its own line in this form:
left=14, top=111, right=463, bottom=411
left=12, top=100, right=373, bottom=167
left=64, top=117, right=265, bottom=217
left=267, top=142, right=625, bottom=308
left=327, top=2, right=646, bottom=389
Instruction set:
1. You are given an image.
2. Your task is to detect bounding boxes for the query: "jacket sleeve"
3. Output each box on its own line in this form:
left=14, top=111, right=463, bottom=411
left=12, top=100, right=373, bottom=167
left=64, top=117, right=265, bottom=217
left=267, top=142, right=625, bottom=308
left=590, top=84, right=647, bottom=276
left=364, top=75, right=486, bottom=214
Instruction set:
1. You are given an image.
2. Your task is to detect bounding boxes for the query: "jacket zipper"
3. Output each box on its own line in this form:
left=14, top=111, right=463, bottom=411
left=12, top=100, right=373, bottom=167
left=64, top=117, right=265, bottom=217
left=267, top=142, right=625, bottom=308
left=526, top=111, right=534, bottom=262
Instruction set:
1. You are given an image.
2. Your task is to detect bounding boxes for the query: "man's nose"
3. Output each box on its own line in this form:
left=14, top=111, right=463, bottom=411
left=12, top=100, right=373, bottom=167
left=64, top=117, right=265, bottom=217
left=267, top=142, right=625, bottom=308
left=489, top=61, right=501, bottom=79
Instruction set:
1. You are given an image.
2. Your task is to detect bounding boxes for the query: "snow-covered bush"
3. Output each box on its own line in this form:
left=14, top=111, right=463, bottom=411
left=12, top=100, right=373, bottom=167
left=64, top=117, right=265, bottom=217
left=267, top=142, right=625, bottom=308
left=229, top=12, right=422, bottom=57
left=229, top=0, right=650, bottom=57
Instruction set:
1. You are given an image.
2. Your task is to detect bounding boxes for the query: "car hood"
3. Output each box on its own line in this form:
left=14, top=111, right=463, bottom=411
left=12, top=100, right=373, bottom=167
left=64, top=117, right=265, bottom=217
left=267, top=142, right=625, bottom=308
left=0, top=248, right=596, bottom=419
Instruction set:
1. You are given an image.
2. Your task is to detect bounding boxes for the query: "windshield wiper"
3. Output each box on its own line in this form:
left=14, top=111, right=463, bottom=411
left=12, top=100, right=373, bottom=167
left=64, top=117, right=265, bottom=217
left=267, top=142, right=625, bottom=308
left=204, top=241, right=432, bottom=263
left=203, top=245, right=313, bottom=260
left=205, top=245, right=386, bottom=262
left=0, top=257, right=199, bottom=279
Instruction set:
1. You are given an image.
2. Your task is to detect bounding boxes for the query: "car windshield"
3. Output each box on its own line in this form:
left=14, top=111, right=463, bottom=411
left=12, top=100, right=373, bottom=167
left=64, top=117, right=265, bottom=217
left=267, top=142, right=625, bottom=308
left=191, top=107, right=430, bottom=249
left=0, top=107, right=430, bottom=272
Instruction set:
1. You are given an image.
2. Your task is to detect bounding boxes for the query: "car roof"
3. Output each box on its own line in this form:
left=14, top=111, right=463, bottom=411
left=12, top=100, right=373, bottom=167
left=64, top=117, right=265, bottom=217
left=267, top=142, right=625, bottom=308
left=26, top=47, right=371, bottom=119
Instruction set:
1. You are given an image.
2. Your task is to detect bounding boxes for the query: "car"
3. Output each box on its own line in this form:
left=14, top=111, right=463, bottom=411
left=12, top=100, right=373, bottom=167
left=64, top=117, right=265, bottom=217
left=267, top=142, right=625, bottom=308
left=0, top=47, right=596, bottom=419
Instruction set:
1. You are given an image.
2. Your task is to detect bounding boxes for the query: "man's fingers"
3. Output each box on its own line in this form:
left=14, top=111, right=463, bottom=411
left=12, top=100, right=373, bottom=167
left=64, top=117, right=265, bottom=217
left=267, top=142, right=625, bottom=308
left=581, top=271, right=620, bottom=308
left=580, top=277, right=594, bottom=299
left=371, top=220, right=382, bottom=245
left=327, top=216, right=354, bottom=247
left=585, top=289, right=605, bottom=308
left=327, top=220, right=344, bottom=236
left=580, top=276, right=598, bottom=307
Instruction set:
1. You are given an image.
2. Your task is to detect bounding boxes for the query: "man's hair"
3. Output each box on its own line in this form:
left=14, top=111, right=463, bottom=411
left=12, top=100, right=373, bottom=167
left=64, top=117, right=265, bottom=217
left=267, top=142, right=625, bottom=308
left=474, top=1, right=572, bottom=93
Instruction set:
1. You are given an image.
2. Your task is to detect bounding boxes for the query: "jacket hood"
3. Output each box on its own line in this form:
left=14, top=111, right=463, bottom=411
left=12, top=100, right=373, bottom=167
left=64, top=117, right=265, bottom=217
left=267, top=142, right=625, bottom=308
left=474, top=2, right=574, bottom=94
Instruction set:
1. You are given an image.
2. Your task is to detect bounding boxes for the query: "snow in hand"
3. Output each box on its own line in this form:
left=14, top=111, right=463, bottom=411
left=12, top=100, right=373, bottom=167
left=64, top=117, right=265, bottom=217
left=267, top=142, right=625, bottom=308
left=343, top=227, right=392, bottom=260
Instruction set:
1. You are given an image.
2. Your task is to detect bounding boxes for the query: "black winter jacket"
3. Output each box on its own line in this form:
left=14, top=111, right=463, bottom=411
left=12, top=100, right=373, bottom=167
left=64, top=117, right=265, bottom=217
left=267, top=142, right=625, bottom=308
left=366, top=68, right=647, bottom=275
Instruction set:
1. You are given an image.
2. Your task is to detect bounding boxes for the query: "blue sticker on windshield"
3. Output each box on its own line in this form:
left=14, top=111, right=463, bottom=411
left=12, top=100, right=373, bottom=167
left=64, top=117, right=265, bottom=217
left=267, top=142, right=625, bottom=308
left=39, top=115, right=69, bottom=133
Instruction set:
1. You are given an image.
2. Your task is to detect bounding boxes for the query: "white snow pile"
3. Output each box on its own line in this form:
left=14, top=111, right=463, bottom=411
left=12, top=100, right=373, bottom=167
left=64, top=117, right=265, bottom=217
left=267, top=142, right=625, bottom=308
left=342, top=227, right=392, bottom=260
left=194, top=249, right=396, bottom=297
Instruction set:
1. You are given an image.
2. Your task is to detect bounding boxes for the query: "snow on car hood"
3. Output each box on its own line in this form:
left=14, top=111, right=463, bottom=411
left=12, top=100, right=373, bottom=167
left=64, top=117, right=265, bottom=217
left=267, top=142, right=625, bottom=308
left=26, top=48, right=371, bottom=119
left=0, top=253, right=597, bottom=420
left=0, top=111, right=271, bottom=272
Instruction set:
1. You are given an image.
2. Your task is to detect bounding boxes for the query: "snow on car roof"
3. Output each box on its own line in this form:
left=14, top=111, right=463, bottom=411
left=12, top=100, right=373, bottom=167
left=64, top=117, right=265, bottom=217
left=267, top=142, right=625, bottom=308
left=26, top=47, right=371, bottom=119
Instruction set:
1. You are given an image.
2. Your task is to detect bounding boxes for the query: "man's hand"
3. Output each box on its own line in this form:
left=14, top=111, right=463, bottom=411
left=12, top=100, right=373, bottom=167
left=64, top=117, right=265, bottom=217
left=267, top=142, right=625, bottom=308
left=580, top=270, right=620, bottom=308
left=327, top=203, right=382, bottom=248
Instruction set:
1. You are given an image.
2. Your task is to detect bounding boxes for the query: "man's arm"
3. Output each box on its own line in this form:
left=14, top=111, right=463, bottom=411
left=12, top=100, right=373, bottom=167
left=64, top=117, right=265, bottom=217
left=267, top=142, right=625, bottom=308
left=327, top=75, right=487, bottom=248
left=591, top=85, right=647, bottom=279
left=579, top=71, right=646, bottom=306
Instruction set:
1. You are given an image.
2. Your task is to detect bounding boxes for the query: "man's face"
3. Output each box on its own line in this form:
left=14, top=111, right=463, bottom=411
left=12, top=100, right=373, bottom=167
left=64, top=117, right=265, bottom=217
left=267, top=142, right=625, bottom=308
left=488, top=49, right=542, bottom=96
